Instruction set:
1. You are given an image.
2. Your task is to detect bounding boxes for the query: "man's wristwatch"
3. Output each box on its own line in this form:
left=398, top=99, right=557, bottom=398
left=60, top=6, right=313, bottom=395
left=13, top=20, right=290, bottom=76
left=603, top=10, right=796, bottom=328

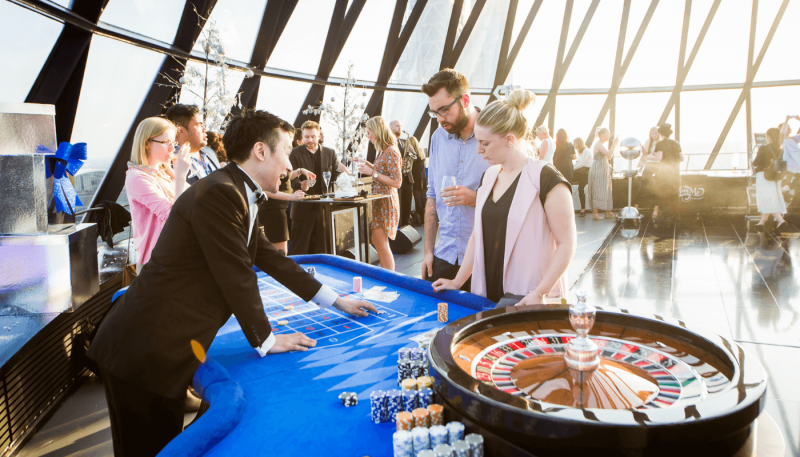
left=373, top=171, right=379, bottom=179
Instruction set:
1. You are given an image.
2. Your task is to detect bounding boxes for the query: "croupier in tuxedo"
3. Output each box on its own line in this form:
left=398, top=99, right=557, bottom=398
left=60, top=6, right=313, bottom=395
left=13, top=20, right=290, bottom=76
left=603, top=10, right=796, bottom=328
left=87, top=110, right=375, bottom=457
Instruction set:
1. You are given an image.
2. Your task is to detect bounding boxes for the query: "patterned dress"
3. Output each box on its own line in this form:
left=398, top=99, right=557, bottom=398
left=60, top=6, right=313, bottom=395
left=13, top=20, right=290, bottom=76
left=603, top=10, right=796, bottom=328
left=371, top=145, right=402, bottom=239
left=586, top=148, right=614, bottom=211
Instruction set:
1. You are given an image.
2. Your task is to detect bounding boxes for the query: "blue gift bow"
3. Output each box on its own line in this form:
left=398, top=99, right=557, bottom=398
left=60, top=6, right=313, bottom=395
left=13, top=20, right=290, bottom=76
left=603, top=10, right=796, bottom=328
left=37, top=142, right=88, bottom=215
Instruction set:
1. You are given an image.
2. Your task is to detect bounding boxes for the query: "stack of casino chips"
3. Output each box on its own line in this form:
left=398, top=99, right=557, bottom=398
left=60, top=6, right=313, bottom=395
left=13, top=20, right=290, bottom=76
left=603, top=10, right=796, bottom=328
left=464, top=434, right=484, bottom=457
left=446, top=422, right=465, bottom=444
left=411, top=427, right=431, bottom=456
left=370, top=390, right=387, bottom=424
left=387, top=389, right=403, bottom=421
left=338, top=391, right=358, bottom=407
left=433, top=443, right=453, bottom=457
left=399, top=347, right=431, bottom=385
left=438, top=302, right=448, bottom=323
left=393, top=430, right=413, bottom=457
left=427, top=404, right=444, bottom=426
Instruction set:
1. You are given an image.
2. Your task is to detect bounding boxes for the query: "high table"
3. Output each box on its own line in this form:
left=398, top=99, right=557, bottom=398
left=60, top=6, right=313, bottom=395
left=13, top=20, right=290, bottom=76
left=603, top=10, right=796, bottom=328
left=292, top=194, right=389, bottom=264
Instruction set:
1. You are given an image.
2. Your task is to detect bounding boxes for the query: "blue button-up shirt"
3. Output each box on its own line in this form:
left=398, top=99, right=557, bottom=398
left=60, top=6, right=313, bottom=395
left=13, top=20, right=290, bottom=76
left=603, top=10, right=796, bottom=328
left=426, top=126, right=491, bottom=265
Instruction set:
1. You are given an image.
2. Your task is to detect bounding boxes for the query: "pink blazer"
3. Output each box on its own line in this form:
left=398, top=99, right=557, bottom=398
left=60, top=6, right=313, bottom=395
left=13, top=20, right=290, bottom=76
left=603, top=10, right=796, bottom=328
left=126, top=167, right=176, bottom=265
left=471, top=158, right=564, bottom=298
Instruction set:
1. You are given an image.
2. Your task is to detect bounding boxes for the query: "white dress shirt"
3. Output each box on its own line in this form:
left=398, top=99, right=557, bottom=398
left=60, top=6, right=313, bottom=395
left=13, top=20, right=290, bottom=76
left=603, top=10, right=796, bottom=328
left=237, top=165, right=339, bottom=356
left=574, top=147, right=593, bottom=170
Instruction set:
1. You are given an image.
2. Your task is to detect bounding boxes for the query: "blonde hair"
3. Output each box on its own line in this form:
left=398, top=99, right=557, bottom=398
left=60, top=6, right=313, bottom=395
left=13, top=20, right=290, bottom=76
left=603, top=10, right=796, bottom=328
left=573, top=137, right=586, bottom=151
left=643, top=126, right=659, bottom=152
left=534, top=125, right=549, bottom=136
left=596, top=127, right=610, bottom=140
left=366, top=116, right=397, bottom=152
left=476, top=88, right=535, bottom=140
left=131, top=117, right=175, bottom=166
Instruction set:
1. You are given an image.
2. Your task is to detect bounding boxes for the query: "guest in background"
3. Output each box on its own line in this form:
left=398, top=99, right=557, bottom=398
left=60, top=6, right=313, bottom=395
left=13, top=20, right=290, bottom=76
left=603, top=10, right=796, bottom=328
left=652, top=123, right=683, bottom=219
left=572, top=137, right=592, bottom=217
left=535, top=126, right=555, bottom=164
left=259, top=166, right=313, bottom=255
left=391, top=120, right=420, bottom=227
left=293, top=127, right=305, bottom=147
left=753, top=128, right=787, bottom=231
left=357, top=117, right=402, bottom=270
left=126, top=117, right=191, bottom=271
left=288, top=121, right=341, bottom=254
left=205, top=131, right=228, bottom=167
left=553, top=128, right=574, bottom=183
left=432, top=89, right=576, bottom=304
left=781, top=115, right=800, bottom=204
left=408, top=134, right=427, bottom=226
left=635, top=127, right=660, bottom=213
left=165, top=104, right=220, bottom=184
left=587, top=127, right=617, bottom=219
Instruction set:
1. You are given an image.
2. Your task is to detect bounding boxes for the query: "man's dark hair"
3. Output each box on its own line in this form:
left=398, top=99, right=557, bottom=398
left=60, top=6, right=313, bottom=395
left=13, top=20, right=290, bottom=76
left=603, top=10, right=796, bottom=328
left=421, top=68, right=469, bottom=98
left=165, top=104, right=201, bottom=129
left=223, top=110, right=295, bottom=163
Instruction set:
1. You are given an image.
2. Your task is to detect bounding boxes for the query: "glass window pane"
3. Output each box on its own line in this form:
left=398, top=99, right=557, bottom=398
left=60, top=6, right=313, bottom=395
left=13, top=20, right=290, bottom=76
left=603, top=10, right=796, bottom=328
left=683, top=0, right=750, bottom=86
left=615, top=92, right=674, bottom=145
left=52, top=0, right=73, bottom=8
left=680, top=89, right=747, bottom=164
left=389, top=0, right=454, bottom=86
left=178, top=61, right=247, bottom=132
left=382, top=91, right=430, bottom=136
left=255, top=76, right=312, bottom=124
left=619, top=2, right=682, bottom=89
left=453, top=0, right=510, bottom=91
left=70, top=37, right=164, bottom=190
left=753, top=0, right=800, bottom=82
left=560, top=0, right=622, bottom=90
left=504, top=1, right=566, bottom=90
left=0, top=3, right=63, bottom=102
left=100, top=0, right=185, bottom=44
left=330, top=0, right=393, bottom=82
left=267, top=0, right=338, bottom=75
left=750, top=86, right=800, bottom=136
left=552, top=94, right=609, bottom=147
left=319, top=85, right=373, bottom=157
left=192, top=0, right=268, bottom=64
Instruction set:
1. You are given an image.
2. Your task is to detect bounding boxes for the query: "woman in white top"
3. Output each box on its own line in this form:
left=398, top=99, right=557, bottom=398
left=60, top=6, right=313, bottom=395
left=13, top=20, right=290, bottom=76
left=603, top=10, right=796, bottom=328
left=636, top=127, right=661, bottom=213
left=535, top=126, right=555, bottom=164
left=572, top=137, right=592, bottom=217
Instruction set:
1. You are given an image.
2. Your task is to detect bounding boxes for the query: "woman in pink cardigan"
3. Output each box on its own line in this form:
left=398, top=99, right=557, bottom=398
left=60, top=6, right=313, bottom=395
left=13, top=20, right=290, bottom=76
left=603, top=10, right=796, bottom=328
left=127, top=117, right=191, bottom=270
left=432, top=89, right=576, bottom=306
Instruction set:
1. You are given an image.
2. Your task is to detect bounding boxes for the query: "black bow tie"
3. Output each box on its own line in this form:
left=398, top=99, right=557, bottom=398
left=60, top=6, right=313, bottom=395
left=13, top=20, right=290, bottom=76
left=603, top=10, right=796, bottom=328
left=254, top=192, right=266, bottom=205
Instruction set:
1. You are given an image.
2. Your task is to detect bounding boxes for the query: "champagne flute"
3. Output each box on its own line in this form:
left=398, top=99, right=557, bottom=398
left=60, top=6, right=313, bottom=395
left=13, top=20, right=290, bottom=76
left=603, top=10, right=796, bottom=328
left=441, top=175, right=457, bottom=224
left=323, top=171, right=332, bottom=197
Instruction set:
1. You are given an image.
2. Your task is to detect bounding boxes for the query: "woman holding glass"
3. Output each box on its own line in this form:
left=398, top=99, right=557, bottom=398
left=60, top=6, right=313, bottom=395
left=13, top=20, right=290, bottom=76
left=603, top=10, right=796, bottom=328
left=126, top=117, right=191, bottom=271
left=357, top=116, right=402, bottom=270
left=432, top=89, right=576, bottom=306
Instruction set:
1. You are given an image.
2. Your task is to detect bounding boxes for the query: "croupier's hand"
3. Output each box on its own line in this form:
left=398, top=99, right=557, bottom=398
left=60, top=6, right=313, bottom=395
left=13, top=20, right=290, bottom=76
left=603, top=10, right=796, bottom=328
left=268, top=333, right=317, bottom=353
left=334, top=296, right=377, bottom=317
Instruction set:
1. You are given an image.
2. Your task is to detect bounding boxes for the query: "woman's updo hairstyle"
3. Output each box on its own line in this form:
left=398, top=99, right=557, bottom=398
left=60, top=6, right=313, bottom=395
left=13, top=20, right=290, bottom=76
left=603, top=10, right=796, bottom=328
left=475, top=88, right=534, bottom=141
left=596, top=127, right=610, bottom=139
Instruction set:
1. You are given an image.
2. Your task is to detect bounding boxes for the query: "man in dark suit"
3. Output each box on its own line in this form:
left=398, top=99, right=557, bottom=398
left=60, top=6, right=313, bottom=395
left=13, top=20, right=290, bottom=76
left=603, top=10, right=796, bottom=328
left=288, top=120, right=341, bottom=255
left=391, top=120, right=416, bottom=226
left=87, top=110, right=375, bottom=457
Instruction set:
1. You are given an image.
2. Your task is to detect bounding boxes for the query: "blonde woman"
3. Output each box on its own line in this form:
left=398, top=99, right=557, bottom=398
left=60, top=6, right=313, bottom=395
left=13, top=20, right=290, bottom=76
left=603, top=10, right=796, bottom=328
left=126, top=117, right=191, bottom=269
left=587, top=127, right=618, bottom=219
left=432, top=89, right=576, bottom=305
left=356, top=117, right=402, bottom=270
left=636, top=127, right=661, bottom=213
left=535, top=125, right=555, bottom=164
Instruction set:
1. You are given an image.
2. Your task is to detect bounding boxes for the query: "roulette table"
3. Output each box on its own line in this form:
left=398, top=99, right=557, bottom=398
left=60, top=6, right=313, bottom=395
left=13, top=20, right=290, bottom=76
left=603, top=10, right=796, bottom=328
left=429, top=297, right=768, bottom=457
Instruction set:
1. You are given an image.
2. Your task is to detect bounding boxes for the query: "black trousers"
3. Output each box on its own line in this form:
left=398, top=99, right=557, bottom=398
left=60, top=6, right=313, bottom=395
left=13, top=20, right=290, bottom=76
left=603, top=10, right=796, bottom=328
left=99, top=369, right=185, bottom=457
left=573, top=168, right=590, bottom=211
left=289, top=208, right=326, bottom=255
left=428, top=255, right=471, bottom=292
left=399, top=173, right=414, bottom=226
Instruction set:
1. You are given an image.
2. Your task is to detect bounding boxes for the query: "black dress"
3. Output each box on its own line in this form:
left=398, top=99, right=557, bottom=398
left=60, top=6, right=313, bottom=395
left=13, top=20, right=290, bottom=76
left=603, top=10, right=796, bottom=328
left=259, top=175, right=291, bottom=243
left=552, top=143, right=575, bottom=183
left=481, top=165, right=570, bottom=302
left=654, top=139, right=682, bottom=213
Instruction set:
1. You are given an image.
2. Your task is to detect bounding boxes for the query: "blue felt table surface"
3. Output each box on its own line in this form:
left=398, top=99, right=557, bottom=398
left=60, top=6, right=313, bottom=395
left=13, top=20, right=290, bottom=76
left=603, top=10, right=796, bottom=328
left=204, top=261, right=482, bottom=456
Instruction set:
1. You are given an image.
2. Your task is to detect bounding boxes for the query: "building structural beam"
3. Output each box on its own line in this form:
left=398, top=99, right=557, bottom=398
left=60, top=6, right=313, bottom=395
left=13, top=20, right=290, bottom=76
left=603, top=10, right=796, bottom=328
left=585, top=0, right=658, bottom=146
left=88, top=0, right=219, bottom=209
left=363, top=0, right=428, bottom=117
left=487, top=0, right=544, bottom=105
left=535, top=0, right=600, bottom=133
left=25, top=0, right=109, bottom=144
left=231, top=0, right=299, bottom=116
left=704, top=0, right=789, bottom=170
left=744, top=0, right=758, bottom=156
left=294, top=0, right=368, bottom=127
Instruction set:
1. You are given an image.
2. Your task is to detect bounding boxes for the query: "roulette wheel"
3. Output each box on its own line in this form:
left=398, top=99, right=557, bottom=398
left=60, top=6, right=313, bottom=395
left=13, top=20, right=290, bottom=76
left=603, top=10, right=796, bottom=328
left=429, top=293, right=767, bottom=457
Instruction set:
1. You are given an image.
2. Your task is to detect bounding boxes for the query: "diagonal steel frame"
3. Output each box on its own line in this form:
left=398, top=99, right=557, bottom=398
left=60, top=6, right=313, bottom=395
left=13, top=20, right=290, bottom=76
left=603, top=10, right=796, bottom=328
left=704, top=0, right=789, bottom=170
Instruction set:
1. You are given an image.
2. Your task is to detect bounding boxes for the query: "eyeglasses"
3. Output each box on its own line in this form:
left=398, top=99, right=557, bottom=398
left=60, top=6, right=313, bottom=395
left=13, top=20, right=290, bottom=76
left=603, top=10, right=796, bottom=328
left=427, top=96, right=462, bottom=119
left=148, top=139, right=177, bottom=149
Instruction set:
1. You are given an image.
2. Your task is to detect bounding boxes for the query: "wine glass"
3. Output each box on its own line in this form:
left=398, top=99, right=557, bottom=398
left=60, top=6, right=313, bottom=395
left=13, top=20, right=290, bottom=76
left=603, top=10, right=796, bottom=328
left=323, top=171, right=332, bottom=197
left=441, top=175, right=457, bottom=224
left=306, top=177, right=316, bottom=194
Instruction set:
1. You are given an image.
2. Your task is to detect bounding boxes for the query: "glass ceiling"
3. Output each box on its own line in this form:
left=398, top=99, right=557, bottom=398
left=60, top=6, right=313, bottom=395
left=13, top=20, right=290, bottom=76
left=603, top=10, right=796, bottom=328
left=2, top=0, right=799, bottom=207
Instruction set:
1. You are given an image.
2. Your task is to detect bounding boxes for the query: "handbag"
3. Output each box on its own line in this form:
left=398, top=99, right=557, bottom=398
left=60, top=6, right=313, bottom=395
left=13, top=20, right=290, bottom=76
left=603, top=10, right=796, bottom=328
left=764, top=145, right=786, bottom=181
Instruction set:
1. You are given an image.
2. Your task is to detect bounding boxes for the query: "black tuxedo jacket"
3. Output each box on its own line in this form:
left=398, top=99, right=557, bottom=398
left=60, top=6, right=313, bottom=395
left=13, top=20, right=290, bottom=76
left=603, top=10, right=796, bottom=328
left=87, top=163, right=323, bottom=399
left=288, top=144, right=340, bottom=222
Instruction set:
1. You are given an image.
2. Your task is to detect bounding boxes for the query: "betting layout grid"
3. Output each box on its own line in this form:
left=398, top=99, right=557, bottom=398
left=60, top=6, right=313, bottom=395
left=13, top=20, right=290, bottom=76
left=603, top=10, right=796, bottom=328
left=257, top=273, right=407, bottom=347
